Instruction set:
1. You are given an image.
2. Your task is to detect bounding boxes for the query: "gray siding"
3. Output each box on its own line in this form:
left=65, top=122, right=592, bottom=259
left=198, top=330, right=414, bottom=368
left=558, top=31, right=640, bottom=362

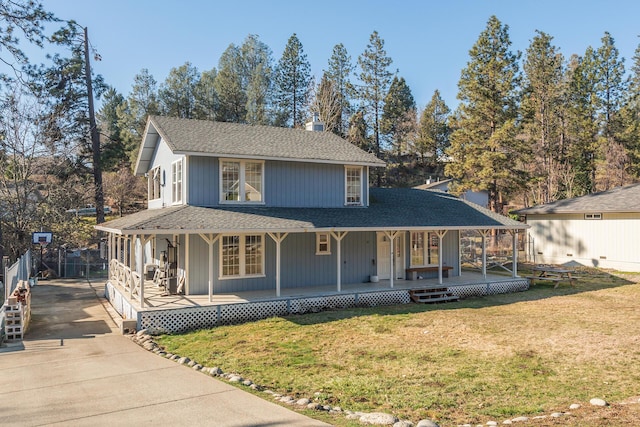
left=147, top=137, right=183, bottom=209
left=188, top=156, right=218, bottom=207
left=185, top=231, right=377, bottom=295
left=187, top=157, right=356, bottom=208
left=266, top=161, right=345, bottom=207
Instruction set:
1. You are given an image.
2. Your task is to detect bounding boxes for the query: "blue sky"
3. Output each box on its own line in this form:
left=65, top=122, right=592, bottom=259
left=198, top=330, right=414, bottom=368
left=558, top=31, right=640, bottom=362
left=31, top=0, right=640, bottom=111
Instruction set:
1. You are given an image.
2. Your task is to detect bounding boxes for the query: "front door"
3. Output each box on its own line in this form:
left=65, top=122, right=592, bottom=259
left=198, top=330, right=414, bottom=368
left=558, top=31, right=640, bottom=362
left=376, top=232, right=405, bottom=280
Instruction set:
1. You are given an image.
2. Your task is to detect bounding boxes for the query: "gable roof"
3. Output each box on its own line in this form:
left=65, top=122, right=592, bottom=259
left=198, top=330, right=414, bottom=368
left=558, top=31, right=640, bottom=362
left=135, top=116, right=385, bottom=175
left=96, top=188, right=526, bottom=235
left=414, top=178, right=454, bottom=190
left=515, top=183, right=640, bottom=215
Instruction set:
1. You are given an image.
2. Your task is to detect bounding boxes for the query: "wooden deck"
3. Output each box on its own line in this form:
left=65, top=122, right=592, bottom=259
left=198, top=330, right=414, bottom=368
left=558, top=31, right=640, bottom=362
left=115, top=270, right=522, bottom=311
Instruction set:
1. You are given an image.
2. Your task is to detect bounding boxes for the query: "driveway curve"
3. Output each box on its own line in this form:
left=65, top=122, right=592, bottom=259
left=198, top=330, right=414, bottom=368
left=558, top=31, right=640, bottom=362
left=0, top=279, right=330, bottom=427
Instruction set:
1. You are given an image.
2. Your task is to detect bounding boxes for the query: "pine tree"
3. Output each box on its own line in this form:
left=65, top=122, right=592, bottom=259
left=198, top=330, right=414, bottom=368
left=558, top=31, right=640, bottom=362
left=274, top=33, right=311, bottom=127
left=97, top=87, right=127, bottom=171
left=594, top=32, right=627, bottom=190
left=158, top=62, right=200, bottom=119
left=415, top=90, right=450, bottom=171
left=241, top=34, right=273, bottom=125
left=325, top=43, right=355, bottom=136
left=381, top=76, right=416, bottom=161
left=618, top=40, right=640, bottom=178
left=520, top=30, right=566, bottom=204
left=194, top=68, right=218, bottom=120
left=348, top=109, right=371, bottom=152
left=358, top=30, right=393, bottom=167
left=445, top=15, right=527, bottom=214
left=214, top=44, right=246, bottom=122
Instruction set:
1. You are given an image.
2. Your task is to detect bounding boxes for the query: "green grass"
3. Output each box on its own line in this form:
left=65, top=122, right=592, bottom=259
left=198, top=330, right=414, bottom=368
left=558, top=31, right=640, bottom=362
left=156, top=266, right=640, bottom=426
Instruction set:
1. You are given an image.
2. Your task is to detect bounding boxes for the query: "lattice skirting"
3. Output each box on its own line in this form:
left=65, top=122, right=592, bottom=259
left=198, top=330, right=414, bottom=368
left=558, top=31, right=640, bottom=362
left=104, top=280, right=526, bottom=334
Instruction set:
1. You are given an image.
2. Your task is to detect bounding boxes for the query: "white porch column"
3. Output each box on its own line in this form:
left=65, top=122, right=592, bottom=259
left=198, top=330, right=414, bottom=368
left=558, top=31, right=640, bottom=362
left=139, top=235, right=152, bottom=309
left=383, top=231, right=399, bottom=288
left=436, top=230, right=448, bottom=285
left=129, top=235, right=136, bottom=299
left=199, top=233, right=219, bottom=303
left=330, top=231, right=348, bottom=292
left=510, top=229, right=519, bottom=278
left=267, top=232, right=289, bottom=297
left=184, top=234, right=190, bottom=294
left=479, top=230, right=489, bottom=279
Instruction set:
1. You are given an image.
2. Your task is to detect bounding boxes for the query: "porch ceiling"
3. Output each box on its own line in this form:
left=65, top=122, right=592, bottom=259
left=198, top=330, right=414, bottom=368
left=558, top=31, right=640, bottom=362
left=96, top=188, right=527, bottom=235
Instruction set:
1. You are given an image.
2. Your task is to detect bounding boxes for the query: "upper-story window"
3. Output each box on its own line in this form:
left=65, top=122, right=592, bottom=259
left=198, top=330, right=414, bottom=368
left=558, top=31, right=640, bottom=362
left=148, top=166, right=161, bottom=200
left=345, top=166, right=363, bottom=206
left=172, top=159, right=183, bottom=204
left=220, top=159, right=263, bottom=203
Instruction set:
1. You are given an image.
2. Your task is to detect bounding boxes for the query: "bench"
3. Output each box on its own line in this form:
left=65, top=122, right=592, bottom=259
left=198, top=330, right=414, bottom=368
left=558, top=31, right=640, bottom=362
left=406, top=266, right=452, bottom=280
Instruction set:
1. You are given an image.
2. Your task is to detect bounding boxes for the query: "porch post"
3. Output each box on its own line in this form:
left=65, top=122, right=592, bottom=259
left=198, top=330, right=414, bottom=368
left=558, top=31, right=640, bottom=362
left=267, top=232, right=289, bottom=297
left=330, top=232, right=348, bottom=292
left=510, top=230, right=518, bottom=278
left=139, top=235, right=152, bottom=309
left=184, top=234, right=190, bottom=295
left=383, top=231, right=398, bottom=289
left=479, top=230, right=489, bottom=279
left=199, top=233, right=219, bottom=303
left=436, top=230, right=448, bottom=285
left=129, top=235, right=136, bottom=299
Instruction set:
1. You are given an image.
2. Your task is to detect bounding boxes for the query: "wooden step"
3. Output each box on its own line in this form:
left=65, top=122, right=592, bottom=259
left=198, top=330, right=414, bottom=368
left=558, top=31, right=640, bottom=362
left=409, top=288, right=459, bottom=304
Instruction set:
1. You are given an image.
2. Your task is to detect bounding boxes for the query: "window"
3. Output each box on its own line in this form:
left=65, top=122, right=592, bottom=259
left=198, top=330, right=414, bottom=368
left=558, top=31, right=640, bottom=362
left=316, top=232, right=331, bottom=255
left=345, top=166, right=363, bottom=206
left=220, top=234, right=264, bottom=278
left=584, top=213, right=602, bottom=220
left=172, top=160, right=183, bottom=203
left=410, top=232, right=439, bottom=266
left=148, top=166, right=161, bottom=200
left=220, top=160, right=263, bottom=203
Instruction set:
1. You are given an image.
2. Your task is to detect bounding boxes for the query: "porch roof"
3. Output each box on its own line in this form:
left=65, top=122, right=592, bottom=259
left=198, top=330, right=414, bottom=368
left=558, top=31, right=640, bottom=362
left=96, top=188, right=527, bottom=235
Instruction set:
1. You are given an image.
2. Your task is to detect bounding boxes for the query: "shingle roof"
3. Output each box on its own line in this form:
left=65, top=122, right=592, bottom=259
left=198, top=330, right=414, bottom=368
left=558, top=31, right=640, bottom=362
left=96, top=188, right=526, bottom=235
left=135, top=116, right=385, bottom=175
left=515, top=183, right=640, bottom=215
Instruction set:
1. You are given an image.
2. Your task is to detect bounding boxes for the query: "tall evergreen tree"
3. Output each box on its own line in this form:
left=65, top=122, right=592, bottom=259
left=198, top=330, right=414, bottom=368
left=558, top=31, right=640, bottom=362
left=117, top=68, right=159, bottom=164
left=358, top=30, right=393, bottom=169
left=97, top=87, right=127, bottom=171
left=214, top=44, right=246, bottom=122
left=381, top=76, right=416, bottom=160
left=445, top=15, right=527, bottom=213
left=520, top=30, right=566, bottom=204
left=348, top=109, right=371, bottom=152
left=274, top=33, right=311, bottom=127
left=158, top=61, right=200, bottom=119
left=618, top=40, right=640, bottom=178
left=241, top=34, right=273, bottom=125
left=325, top=43, right=355, bottom=136
left=194, top=68, right=218, bottom=120
left=415, top=90, right=450, bottom=171
left=594, top=32, right=627, bottom=190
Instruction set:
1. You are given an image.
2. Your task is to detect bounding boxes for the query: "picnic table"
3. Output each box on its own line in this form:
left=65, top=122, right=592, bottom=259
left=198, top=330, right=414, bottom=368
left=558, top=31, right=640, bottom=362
left=527, top=265, right=579, bottom=288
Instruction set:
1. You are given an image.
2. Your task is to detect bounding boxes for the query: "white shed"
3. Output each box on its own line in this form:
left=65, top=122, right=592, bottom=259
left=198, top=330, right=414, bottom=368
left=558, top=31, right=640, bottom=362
left=516, top=183, right=640, bottom=271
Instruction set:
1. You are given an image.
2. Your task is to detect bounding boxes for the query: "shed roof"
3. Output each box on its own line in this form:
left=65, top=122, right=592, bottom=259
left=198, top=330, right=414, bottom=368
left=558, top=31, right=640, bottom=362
left=515, top=183, right=640, bottom=215
left=134, top=116, right=385, bottom=175
left=96, top=188, right=526, bottom=235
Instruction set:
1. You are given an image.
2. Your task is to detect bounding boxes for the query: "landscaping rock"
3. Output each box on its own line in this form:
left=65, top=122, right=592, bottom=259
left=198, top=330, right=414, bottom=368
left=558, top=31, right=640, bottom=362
left=307, top=402, right=322, bottom=410
left=511, top=416, right=529, bottom=422
left=590, top=398, right=608, bottom=407
left=550, top=413, right=563, bottom=418
left=569, top=403, right=581, bottom=410
left=416, top=420, right=439, bottom=427
left=360, top=412, right=399, bottom=425
left=393, top=421, right=414, bottom=427
left=177, top=356, right=190, bottom=365
left=296, top=398, right=311, bottom=406
left=502, top=420, right=512, bottom=425
left=486, top=421, right=498, bottom=426
left=228, top=375, right=243, bottom=383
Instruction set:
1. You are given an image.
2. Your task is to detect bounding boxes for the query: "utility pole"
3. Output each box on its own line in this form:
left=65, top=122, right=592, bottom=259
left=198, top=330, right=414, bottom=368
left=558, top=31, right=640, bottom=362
left=83, top=26, right=105, bottom=224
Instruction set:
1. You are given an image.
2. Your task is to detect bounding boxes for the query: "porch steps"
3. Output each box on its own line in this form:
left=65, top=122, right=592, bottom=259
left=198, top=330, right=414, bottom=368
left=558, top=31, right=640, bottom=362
left=409, top=287, right=459, bottom=304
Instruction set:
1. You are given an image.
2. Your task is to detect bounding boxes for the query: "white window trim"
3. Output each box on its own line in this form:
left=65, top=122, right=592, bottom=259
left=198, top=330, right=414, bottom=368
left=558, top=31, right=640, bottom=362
left=171, top=159, right=183, bottom=204
left=316, top=232, right=331, bottom=255
left=219, top=158, right=265, bottom=205
left=148, top=166, right=161, bottom=201
left=345, top=165, right=363, bottom=206
left=409, top=231, right=438, bottom=268
left=218, top=234, right=266, bottom=280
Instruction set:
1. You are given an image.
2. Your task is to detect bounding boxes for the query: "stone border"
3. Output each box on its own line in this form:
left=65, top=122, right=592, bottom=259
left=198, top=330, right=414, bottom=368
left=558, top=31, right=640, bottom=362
left=129, top=329, right=640, bottom=427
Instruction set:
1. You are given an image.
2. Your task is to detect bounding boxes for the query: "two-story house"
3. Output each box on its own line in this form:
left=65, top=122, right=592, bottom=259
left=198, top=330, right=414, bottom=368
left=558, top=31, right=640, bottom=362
left=96, top=116, right=528, bottom=332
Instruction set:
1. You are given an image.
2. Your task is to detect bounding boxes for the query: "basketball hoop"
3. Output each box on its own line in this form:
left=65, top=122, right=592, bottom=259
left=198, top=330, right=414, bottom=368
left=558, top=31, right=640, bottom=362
left=32, top=232, right=53, bottom=247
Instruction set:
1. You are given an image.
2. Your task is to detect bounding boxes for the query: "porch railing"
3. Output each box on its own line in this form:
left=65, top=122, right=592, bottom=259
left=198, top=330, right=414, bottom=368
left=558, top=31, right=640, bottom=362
left=109, top=259, right=142, bottom=304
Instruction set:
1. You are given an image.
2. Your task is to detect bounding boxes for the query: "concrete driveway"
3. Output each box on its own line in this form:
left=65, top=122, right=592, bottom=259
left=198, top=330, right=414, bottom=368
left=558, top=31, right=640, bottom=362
left=0, top=279, right=330, bottom=427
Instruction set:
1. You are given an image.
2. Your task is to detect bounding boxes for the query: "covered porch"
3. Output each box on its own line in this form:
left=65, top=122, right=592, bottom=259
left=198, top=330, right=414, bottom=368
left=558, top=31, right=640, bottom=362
left=104, top=269, right=529, bottom=333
